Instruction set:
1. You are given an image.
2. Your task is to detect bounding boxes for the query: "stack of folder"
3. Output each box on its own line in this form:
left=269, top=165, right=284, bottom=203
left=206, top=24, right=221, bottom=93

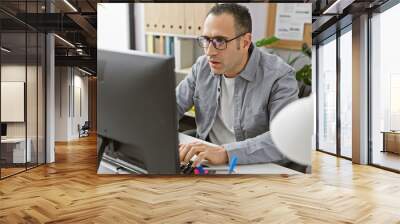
left=143, top=3, right=215, bottom=36
left=146, top=34, right=174, bottom=56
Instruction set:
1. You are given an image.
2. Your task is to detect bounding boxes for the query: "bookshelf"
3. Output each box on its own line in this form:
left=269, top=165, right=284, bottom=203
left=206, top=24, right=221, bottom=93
left=142, top=4, right=215, bottom=120
left=143, top=4, right=214, bottom=86
left=144, top=33, right=200, bottom=85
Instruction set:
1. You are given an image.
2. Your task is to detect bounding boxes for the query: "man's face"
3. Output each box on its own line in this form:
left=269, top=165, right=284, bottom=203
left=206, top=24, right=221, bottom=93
left=202, top=13, right=251, bottom=76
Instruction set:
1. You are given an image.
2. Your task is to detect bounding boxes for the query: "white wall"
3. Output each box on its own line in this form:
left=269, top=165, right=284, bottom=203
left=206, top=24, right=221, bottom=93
left=1, top=65, right=27, bottom=141
left=1, top=64, right=36, bottom=137
left=134, top=4, right=146, bottom=52
left=71, top=74, right=89, bottom=138
left=55, top=67, right=68, bottom=141
left=239, top=3, right=268, bottom=42
left=1, top=65, right=26, bottom=81
left=98, top=3, right=130, bottom=51
left=2, top=64, right=46, bottom=163
left=55, top=67, right=89, bottom=141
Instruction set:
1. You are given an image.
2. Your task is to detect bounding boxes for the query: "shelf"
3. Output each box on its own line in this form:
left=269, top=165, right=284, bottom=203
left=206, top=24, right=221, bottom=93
left=145, top=32, right=198, bottom=39
left=175, top=67, right=192, bottom=86
left=175, top=67, right=192, bottom=74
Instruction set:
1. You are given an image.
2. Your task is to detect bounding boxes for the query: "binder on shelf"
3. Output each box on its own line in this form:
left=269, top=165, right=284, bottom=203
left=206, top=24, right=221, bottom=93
left=151, top=3, right=160, bottom=32
left=195, top=3, right=215, bottom=36
left=144, top=4, right=154, bottom=32
left=146, top=34, right=154, bottom=54
left=165, top=36, right=170, bottom=55
left=154, top=36, right=161, bottom=54
left=146, top=3, right=213, bottom=36
left=143, top=5, right=212, bottom=81
left=169, top=3, right=185, bottom=35
left=159, top=36, right=165, bottom=55
left=165, top=36, right=174, bottom=56
left=159, top=5, right=169, bottom=34
left=145, top=4, right=162, bottom=33
left=184, top=3, right=196, bottom=36
left=163, top=5, right=172, bottom=34
left=153, top=4, right=164, bottom=33
left=170, top=37, right=175, bottom=56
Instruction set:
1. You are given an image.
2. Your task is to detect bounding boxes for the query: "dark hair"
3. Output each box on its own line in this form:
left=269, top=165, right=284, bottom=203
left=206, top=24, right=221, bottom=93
left=207, top=3, right=252, bottom=35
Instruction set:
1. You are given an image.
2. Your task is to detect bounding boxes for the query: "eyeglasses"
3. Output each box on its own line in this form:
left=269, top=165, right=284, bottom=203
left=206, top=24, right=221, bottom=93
left=197, top=33, right=247, bottom=50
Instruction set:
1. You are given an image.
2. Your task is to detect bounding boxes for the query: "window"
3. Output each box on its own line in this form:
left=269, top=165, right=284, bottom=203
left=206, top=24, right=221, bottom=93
left=370, top=2, right=400, bottom=171
left=317, top=36, right=337, bottom=154
left=339, top=28, right=352, bottom=158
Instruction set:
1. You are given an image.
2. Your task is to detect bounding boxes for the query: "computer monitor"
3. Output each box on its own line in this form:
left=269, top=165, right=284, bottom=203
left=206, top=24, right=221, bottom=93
left=1, top=123, right=7, bottom=138
left=97, top=49, right=179, bottom=174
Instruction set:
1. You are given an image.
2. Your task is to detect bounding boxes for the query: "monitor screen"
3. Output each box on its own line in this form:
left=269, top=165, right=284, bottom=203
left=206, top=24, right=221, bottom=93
left=97, top=49, right=179, bottom=174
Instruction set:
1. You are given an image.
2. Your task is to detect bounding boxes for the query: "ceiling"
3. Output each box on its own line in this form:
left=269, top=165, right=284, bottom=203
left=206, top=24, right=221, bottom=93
left=1, top=0, right=395, bottom=75
left=312, top=0, right=391, bottom=42
left=0, top=0, right=100, bottom=74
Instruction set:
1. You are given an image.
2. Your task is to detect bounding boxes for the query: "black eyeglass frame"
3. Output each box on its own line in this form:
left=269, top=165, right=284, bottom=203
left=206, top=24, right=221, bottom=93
left=197, top=32, right=248, bottom=50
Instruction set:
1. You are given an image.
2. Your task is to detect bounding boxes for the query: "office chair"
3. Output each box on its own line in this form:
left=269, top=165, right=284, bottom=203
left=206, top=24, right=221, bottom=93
left=79, top=121, right=90, bottom=138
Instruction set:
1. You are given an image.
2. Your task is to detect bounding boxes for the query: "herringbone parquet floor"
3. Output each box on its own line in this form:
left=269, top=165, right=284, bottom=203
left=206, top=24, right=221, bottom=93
left=1, top=135, right=400, bottom=223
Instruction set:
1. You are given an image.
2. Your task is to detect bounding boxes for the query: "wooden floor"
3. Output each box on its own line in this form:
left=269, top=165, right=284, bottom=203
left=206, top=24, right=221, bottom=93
left=1, top=163, right=45, bottom=178
left=1, top=167, right=26, bottom=178
left=1, top=135, right=400, bottom=223
left=373, top=150, right=400, bottom=171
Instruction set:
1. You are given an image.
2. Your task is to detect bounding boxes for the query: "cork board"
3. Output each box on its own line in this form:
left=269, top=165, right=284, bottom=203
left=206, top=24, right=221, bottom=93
left=266, top=4, right=312, bottom=51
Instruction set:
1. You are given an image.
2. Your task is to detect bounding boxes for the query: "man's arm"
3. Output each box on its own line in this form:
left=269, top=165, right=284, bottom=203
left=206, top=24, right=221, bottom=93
left=176, top=63, right=198, bottom=121
left=223, top=69, right=299, bottom=164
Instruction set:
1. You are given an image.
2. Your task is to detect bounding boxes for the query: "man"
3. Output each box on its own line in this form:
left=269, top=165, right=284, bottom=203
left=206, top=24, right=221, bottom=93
left=176, top=3, right=299, bottom=167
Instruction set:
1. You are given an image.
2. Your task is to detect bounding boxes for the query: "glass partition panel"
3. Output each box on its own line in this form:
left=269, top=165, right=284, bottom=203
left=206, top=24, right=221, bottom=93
left=27, top=30, right=38, bottom=169
left=339, top=29, right=352, bottom=158
left=0, top=1, right=46, bottom=179
left=38, top=32, right=45, bottom=165
left=318, top=37, right=337, bottom=154
left=371, top=4, right=400, bottom=171
left=1, top=31, right=27, bottom=178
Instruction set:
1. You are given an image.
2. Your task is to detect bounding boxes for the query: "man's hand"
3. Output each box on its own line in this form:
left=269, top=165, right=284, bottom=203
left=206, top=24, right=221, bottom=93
left=179, top=142, right=229, bottom=167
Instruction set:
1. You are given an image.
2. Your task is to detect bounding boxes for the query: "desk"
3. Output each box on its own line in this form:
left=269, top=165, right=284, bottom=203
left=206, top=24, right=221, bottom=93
left=1, top=138, right=32, bottom=164
left=381, top=131, right=400, bottom=154
left=179, top=133, right=300, bottom=175
left=97, top=133, right=300, bottom=175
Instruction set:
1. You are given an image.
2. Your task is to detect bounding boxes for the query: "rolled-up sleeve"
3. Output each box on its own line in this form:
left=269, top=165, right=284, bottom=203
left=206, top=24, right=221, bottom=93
left=223, top=69, right=299, bottom=164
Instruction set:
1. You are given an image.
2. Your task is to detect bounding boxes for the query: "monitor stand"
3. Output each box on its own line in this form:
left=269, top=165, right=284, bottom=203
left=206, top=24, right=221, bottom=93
left=97, top=135, right=116, bottom=168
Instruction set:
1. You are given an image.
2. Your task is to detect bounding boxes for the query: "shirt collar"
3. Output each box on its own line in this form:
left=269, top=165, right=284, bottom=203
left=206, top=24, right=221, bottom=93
left=210, top=43, right=260, bottom=82
left=237, top=43, right=259, bottom=82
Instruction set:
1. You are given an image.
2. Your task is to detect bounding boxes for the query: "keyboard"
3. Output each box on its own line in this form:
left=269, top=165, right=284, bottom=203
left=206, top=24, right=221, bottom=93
left=180, top=162, right=210, bottom=174
left=180, top=162, right=195, bottom=174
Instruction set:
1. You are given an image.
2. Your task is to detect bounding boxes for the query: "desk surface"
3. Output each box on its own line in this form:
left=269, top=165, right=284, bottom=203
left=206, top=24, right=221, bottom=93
left=381, top=131, right=400, bottom=134
left=98, top=134, right=300, bottom=175
left=1, top=138, right=27, bottom=143
left=179, top=133, right=300, bottom=175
